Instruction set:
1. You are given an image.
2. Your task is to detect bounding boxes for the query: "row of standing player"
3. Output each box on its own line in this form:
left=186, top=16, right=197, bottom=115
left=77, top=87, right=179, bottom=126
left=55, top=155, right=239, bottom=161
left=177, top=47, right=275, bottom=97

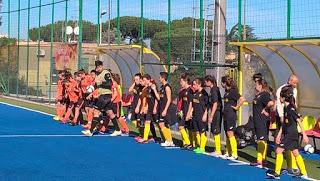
left=53, top=61, right=309, bottom=179
left=128, top=72, right=309, bottom=179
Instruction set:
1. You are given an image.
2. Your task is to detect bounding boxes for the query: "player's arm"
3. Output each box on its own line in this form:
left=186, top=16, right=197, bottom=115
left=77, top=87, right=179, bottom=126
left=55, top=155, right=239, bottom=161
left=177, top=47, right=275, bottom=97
left=129, top=82, right=135, bottom=94
left=162, top=86, right=172, bottom=116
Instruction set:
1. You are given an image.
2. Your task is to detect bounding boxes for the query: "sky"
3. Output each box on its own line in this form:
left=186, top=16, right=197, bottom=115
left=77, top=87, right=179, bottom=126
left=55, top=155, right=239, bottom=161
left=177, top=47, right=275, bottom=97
left=0, top=0, right=320, bottom=40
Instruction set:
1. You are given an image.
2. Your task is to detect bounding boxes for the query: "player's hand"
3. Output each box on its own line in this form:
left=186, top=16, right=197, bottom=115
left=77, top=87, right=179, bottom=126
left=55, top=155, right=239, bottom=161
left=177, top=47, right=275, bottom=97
left=135, top=107, right=139, bottom=114
left=261, top=109, right=270, bottom=117
left=202, top=114, right=207, bottom=122
left=303, top=134, right=309, bottom=144
left=208, top=115, right=213, bottom=123
left=231, top=106, right=239, bottom=111
left=86, top=94, right=92, bottom=100
left=151, top=84, right=156, bottom=90
left=153, top=109, right=157, bottom=114
left=161, top=110, right=167, bottom=117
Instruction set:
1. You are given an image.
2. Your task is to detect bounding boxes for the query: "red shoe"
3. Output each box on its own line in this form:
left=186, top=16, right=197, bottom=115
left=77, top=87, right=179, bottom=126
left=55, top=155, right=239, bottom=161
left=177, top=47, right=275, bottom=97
left=82, top=124, right=91, bottom=129
left=134, top=136, right=142, bottom=141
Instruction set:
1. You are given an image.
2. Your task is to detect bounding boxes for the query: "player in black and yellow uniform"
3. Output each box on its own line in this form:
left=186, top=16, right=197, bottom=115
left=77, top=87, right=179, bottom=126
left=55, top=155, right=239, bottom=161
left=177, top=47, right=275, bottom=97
left=205, top=75, right=223, bottom=157
left=186, top=78, right=208, bottom=154
left=177, top=73, right=193, bottom=149
left=153, top=72, right=175, bottom=147
left=250, top=79, right=274, bottom=168
left=220, top=76, right=245, bottom=160
left=128, top=73, right=144, bottom=138
left=137, top=74, right=158, bottom=143
left=266, top=86, right=309, bottom=179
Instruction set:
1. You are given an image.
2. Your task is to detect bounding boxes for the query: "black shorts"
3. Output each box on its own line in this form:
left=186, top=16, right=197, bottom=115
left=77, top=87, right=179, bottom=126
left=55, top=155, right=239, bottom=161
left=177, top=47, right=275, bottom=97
left=254, top=118, right=269, bottom=141
left=159, top=115, right=169, bottom=124
left=84, top=98, right=94, bottom=108
left=223, top=109, right=237, bottom=131
left=57, top=98, right=68, bottom=105
left=94, top=94, right=112, bottom=112
left=210, top=111, right=222, bottom=135
left=76, top=98, right=84, bottom=108
left=192, top=115, right=207, bottom=132
left=279, top=136, right=299, bottom=151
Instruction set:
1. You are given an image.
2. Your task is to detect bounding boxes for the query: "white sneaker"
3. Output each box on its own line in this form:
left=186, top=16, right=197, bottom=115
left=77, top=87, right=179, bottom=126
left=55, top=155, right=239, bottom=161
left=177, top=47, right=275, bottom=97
left=219, top=154, right=229, bottom=160
left=210, top=152, right=222, bottom=158
left=81, top=130, right=93, bottom=137
left=161, top=141, right=175, bottom=147
left=227, top=155, right=238, bottom=160
left=110, top=130, right=122, bottom=137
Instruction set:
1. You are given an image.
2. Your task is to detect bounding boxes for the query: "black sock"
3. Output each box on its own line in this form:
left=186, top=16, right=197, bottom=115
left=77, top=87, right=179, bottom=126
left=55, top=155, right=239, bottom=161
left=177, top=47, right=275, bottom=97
left=90, top=117, right=100, bottom=132
left=150, top=123, right=157, bottom=139
left=111, top=117, right=120, bottom=131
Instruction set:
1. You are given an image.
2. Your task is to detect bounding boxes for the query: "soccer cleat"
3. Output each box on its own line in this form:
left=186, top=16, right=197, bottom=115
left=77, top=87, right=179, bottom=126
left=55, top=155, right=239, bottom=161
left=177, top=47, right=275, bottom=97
left=160, top=141, right=175, bottom=147
left=195, top=148, right=205, bottom=154
left=285, top=168, right=300, bottom=176
left=219, top=154, right=230, bottom=160
left=148, top=138, right=155, bottom=142
left=53, top=116, right=60, bottom=121
left=250, top=162, right=263, bottom=168
left=193, top=147, right=200, bottom=152
left=266, top=170, right=280, bottom=179
left=82, top=124, right=91, bottom=129
left=210, top=152, right=222, bottom=158
left=134, top=136, right=142, bottom=141
left=181, top=144, right=192, bottom=150
left=81, top=130, right=93, bottom=137
left=110, top=130, right=122, bottom=137
left=227, top=156, right=238, bottom=160
left=138, top=139, right=148, bottom=144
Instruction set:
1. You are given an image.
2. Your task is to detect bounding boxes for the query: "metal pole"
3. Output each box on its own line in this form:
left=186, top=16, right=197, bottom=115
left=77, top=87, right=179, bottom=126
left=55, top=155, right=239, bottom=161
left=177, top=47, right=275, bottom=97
left=78, top=0, right=83, bottom=69
left=64, top=0, right=68, bottom=43
left=117, top=0, right=120, bottom=45
left=287, top=0, right=291, bottom=39
left=26, top=0, right=30, bottom=97
left=167, top=0, right=172, bottom=80
left=214, top=0, right=226, bottom=86
left=37, top=0, right=42, bottom=99
left=200, top=0, right=204, bottom=75
left=100, top=15, right=102, bottom=45
left=107, top=0, right=111, bottom=45
left=7, top=0, right=10, bottom=95
left=49, top=0, right=55, bottom=104
left=139, top=0, right=144, bottom=74
left=97, top=0, right=100, bottom=46
left=237, top=45, right=244, bottom=125
left=238, top=0, right=243, bottom=41
left=243, top=0, right=246, bottom=40
left=16, top=0, right=21, bottom=97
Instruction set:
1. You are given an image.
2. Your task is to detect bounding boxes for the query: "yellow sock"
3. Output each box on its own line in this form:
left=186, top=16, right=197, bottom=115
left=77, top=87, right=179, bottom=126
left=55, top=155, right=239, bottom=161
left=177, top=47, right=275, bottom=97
left=229, top=136, right=238, bottom=157
left=295, top=155, right=307, bottom=175
left=226, top=139, right=232, bottom=155
left=286, top=151, right=298, bottom=169
left=214, top=134, right=221, bottom=154
left=262, top=141, right=268, bottom=161
left=275, top=153, right=284, bottom=175
left=132, top=120, right=137, bottom=127
left=143, top=123, right=150, bottom=141
left=200, top=132, right=207, bottom=150
left=162, top=127, right=173, bottom=142
left=180, top=128, right=190, bottom=145
left=257, top=141, right=263, bottom=163
left=196, top=133, right=201, bottom=148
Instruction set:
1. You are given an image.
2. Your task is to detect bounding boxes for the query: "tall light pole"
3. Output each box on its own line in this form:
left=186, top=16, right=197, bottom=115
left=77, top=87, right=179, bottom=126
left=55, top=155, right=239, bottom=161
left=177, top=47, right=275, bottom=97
left=107, top=0, right=111, bottom=45
left=100, top=10, right=107, bottom=45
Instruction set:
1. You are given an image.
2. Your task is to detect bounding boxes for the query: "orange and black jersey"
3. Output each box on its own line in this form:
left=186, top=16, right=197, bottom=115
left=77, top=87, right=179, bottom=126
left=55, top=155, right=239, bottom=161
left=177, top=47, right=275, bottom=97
left=283, top=104, right=301, bottom=139
left=159, top=83, right=171, bottom=112
left=191, top=89, right=209, bottom=117
left=223, top=88, right=240, bottom=111
left=56, top=79, right=65, bottom=100
left=253, top=91, right=271, bottom=122
left=132, top=84, right=144, bottom=107
left=178, top=87, right=193, bottom=116
left=209, top=86, right=223, bottom=111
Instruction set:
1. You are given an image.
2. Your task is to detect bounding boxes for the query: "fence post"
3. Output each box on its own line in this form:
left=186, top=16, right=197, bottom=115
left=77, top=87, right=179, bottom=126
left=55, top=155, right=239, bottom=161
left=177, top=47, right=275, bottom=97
left=199, top=0, right=204, bottom=76
left=7, top=0, right=10, bottom=95
left=117, top=0, right=121, bottom=45
left=26, top=0, right=30, bottom=97
left=64, top=0, right=68, bottom=43
left=287, top=0, right=291, bottom=39
left=37, top=0, right=42, bottom=99
left=78, top=0, right=83, bottom=69
left=167, top=0, right=172, bottom=81
left=49, top=0, right=55, bottom=104
left=16, top=0, right=21, bottom=97
left=139, top=0, right=144, bottom=74
left=97, top=0, right=100, bottom=46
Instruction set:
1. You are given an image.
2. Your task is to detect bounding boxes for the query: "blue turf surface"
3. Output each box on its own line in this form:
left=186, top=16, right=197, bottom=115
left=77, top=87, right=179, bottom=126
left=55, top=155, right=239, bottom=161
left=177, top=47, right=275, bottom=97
left=0, top=102, right=300, bottom=181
